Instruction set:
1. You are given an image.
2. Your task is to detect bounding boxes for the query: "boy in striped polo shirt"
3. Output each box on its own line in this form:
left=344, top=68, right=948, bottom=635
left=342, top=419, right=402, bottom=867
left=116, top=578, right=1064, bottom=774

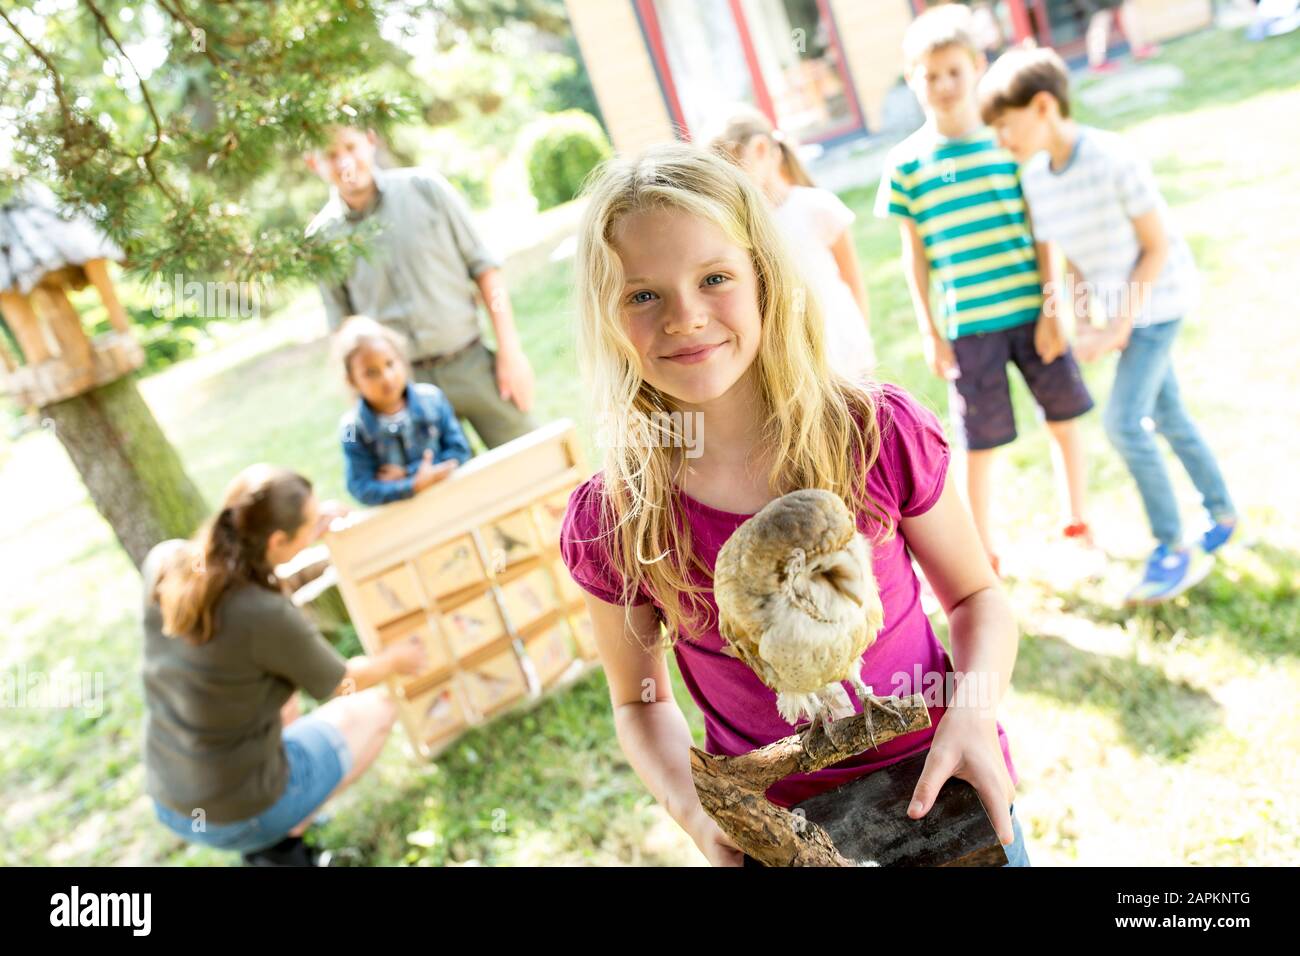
left=875, top=5, right=1094, bottom=574
left=980, top=48, right=1237, bottom=604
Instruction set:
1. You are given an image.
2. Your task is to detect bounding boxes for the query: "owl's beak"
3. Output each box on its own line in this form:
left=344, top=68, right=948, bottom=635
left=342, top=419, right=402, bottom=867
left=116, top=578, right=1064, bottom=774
left=819, top=553, right=866, bottom=607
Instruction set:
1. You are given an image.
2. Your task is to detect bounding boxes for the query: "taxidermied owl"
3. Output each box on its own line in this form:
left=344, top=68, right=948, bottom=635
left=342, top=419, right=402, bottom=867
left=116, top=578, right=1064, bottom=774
left=714, top=488, right=900, bottom=747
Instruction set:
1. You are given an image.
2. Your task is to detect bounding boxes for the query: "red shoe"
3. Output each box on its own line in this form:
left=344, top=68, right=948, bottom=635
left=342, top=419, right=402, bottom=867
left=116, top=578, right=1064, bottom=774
left=1090, top=61, right=1120, bottom=75
left=1132, top=44, right=1161, bottom=60
left=1063, top=520, right=1094, bottom=548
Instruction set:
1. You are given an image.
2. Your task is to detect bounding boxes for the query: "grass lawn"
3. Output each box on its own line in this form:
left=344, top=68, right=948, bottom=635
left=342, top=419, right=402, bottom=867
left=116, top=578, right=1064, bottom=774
left=2, top=25, right=1297, bottom=866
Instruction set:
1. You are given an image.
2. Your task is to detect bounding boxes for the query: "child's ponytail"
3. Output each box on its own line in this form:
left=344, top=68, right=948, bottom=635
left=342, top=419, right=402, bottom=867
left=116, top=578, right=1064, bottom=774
left=707, top=105, right=816, bottom=188
left=155, top=465, right=313, bottom=644
left=770, top=129, right=815, bottom=188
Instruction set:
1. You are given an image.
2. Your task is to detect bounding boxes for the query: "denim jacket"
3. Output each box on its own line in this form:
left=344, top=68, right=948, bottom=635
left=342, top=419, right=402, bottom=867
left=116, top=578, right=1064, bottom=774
left=340, top=382, right=472, bottom=505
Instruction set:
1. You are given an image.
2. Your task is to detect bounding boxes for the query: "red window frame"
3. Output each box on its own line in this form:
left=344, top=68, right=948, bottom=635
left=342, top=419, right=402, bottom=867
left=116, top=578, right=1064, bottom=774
left=635, top=0, right=867, bottom=144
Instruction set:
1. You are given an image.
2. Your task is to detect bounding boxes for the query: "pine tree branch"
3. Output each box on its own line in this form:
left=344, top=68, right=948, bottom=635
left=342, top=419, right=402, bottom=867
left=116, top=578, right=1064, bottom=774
left=155, top=0, right=223, bottom=67
left=79, top=0, right=182, bottom=207
left=0, top=6, right=73, bottom=127
left=81, top=0, right=165, bottom=159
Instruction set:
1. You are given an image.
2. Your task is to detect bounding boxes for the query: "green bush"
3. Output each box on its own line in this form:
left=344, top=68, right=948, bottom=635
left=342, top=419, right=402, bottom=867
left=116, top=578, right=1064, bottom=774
left=522, top=110, right=611, bottom=212
left=445, top=168, right=490, bottom=210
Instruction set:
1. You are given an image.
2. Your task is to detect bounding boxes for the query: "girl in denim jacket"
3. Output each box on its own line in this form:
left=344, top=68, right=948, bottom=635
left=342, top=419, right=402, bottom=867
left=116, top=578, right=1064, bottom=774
left=335, top=316, right=472, bottom=506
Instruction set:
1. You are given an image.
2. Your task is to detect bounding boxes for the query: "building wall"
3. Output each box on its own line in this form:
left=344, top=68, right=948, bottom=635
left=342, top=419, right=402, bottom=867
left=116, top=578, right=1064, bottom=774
left=563, top=0, right=1212, bottom=157
left=1128, top=0, right=1213, bottom=44
left=827, top=0, right=915, bottom=133
left=564, top=0, right=676, bottom=154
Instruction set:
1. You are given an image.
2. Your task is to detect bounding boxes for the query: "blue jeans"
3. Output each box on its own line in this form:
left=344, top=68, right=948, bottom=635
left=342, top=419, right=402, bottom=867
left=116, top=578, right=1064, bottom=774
left=1102, top=319, right=1235, bottom=547
left=153, top=715, right=352, bottom=855
left=1002, top=803, right=1031, bottom=867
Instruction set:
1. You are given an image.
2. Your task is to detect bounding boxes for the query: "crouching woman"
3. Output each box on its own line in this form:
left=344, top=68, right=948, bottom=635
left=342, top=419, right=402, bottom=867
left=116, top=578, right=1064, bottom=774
left=142, top=464, right=425, bottom=865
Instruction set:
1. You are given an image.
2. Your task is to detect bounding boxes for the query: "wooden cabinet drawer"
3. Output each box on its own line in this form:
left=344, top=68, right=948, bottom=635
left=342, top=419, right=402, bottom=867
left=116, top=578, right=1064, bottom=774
left=379, top=614, right=453, bottom=689
left=499, top=566, right=557, bottom=632
left=405, top=677, right=470, bottom=746
left=534, top=488, right=573, bottom=548
left=482, top=509, right=539, bottom=574
left=523, top=622, right=576, bottom=688
left=461, top=649, right=528, bottom=717
left=357, top=564, right=424, bottom=626
left=415, top=535, right=485, bottom=599
left=442, top=592, right=508, bottom=660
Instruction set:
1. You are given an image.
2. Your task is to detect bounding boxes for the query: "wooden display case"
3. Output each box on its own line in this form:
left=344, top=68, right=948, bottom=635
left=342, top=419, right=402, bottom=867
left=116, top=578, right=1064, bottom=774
left=324, top=421, right=600, bottom=757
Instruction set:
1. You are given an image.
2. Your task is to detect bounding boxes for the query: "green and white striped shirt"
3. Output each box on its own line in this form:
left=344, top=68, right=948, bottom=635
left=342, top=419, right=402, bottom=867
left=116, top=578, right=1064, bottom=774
left=875, top=125, right=1042, bottom=339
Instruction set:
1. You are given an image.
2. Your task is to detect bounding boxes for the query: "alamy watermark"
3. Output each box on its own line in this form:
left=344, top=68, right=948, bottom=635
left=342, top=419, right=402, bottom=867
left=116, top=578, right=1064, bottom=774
left=1043, top=276, right=1158, bottom=327
left=595, top=409, right=705, bottom=459
left=0, top=665, right=104, bottom=718
left=637, top=669, right=999, bottom=715
left=50, top=886, right=150, bottom=935
left=151, top=272, right=267, bottom=319
left=889, top=665, right=1000, bottom=713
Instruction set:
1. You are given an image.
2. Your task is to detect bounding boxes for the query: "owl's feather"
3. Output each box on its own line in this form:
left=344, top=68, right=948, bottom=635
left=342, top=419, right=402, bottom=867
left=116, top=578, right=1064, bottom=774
left=714, top=489, right=886, bottom=729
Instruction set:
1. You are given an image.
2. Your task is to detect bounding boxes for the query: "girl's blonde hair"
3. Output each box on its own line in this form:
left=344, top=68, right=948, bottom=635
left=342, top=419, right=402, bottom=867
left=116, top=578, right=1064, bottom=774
left=573, top=142, right=889, bottom=647
left=331, top=314, right=410, bottom=388
left=708, top=105, right=815, bottom=188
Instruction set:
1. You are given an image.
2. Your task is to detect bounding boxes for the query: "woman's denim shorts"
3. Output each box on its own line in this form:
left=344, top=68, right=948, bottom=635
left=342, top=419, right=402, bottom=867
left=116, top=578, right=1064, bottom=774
left=154, top=715, right=352, bottom=855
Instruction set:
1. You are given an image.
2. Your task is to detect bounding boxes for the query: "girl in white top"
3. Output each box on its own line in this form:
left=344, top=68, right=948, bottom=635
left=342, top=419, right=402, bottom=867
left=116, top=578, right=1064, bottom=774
left=711, top=107, right=875, bottom=381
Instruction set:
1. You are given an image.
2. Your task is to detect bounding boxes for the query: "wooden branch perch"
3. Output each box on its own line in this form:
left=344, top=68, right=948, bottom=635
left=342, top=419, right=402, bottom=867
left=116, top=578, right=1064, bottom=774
left=690, top=693, right=931, bottom=867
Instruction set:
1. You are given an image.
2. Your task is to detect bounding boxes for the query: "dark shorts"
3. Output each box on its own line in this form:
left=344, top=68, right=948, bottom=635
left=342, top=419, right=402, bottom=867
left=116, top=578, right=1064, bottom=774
left=949, top=321, right=1093, bottom=451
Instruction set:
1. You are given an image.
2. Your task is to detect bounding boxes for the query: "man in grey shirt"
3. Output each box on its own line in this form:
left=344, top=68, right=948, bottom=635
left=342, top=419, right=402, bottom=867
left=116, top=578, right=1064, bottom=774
left=306, top=126, right=537, bottom=448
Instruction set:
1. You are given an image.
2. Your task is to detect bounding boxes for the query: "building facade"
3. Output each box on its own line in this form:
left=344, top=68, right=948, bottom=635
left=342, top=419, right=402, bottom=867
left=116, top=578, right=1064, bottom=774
left=564, top=0, right=1213, bottom=155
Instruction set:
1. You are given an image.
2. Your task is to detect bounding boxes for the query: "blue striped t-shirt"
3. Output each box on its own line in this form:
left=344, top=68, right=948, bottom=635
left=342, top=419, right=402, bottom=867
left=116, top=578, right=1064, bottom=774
left=875, top=124, right=1042, bottom=339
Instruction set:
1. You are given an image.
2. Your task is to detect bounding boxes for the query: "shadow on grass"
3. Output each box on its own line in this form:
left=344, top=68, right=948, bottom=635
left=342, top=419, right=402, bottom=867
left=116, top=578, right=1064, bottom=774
left=1073, top=29, right=1300, bottom=131
left=1055, top=542, right=1300, bottom=663
left=315, top=669, right=658, bottom=866
left=1013, top=630, right=1220, bottom=760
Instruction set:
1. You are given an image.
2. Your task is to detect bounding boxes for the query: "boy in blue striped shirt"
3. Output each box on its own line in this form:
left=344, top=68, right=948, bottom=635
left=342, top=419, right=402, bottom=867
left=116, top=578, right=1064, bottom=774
left=876, top=5, right=1094, bottom=575
left=979, top=47, right=1237, bottom=604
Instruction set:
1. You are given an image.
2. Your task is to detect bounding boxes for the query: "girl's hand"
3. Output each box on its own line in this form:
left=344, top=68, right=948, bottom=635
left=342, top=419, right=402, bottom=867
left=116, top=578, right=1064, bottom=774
left=382, top=635, right=428, bottom=676
left=375, top=463, right=406, bottom=481
left=908, top=707, right=1017, bottom=847
left=412, top=450, right=458, bottom=492
left=685, top=805, right=745, bottom=867
left=312, top=499, right=351, bottom=538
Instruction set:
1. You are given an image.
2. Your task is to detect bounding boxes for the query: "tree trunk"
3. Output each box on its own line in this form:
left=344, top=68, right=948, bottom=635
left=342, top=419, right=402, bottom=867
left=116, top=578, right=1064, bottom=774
left=41, top=376, right=208, bottom=569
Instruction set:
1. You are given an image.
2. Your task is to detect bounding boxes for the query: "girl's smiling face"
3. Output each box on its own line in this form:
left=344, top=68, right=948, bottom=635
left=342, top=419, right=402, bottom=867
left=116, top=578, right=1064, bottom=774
left=611, top=205, right=762, bottom=407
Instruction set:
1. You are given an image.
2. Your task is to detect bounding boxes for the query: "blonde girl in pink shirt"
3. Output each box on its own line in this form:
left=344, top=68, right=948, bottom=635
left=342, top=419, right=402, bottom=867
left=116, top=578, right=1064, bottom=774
left=560, top=143, right=1027, bottom=866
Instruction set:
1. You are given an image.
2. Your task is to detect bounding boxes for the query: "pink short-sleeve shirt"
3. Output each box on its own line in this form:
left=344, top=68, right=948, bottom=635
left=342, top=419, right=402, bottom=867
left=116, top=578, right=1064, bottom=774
left=559, top=384, right=1018, bottom=807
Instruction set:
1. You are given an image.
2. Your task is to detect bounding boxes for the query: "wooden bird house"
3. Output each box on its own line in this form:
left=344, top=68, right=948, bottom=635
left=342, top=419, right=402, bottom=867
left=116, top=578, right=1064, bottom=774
left=0, top=263, right=143, bottom=408
left=322, top=420, right=601, bottom=758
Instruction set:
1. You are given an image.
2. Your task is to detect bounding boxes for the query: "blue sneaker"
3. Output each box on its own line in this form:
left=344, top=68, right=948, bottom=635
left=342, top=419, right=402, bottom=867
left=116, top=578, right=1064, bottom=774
left=1125, top=544, right=1214, bottom=605
left=1201, top=518, right=1238, bottom=554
